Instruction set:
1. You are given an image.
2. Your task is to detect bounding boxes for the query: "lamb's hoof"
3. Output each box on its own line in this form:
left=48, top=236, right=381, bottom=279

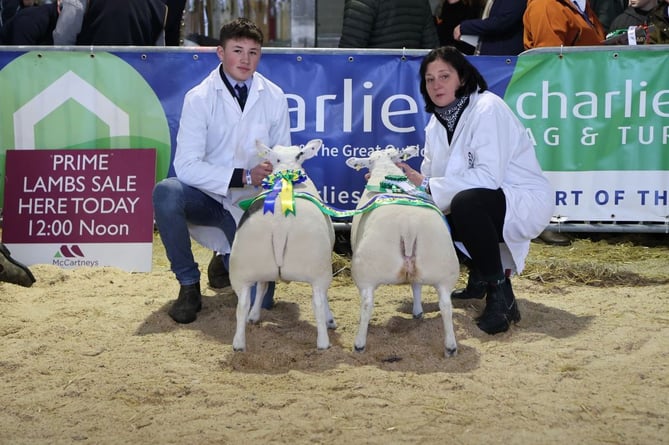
left=317, top=344, right=331, bottom=351
left=233, top=346, right=245, bottom=352
left=445, top=347, right=457, bottom=358
left=354, top=344, right=365, bottom=353
left=327, top=319, right=337, bottom=330
left=412, top=312, right=424, bottom=320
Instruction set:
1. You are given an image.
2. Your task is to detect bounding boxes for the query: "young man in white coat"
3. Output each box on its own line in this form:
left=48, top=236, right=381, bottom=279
left=152, top=18, right=291, bottom=324
left=398, top=46, right=554, bottom=335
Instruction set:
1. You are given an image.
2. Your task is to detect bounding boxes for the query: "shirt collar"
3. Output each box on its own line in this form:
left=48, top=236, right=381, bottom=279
left=223, top=72, right=252, bottom=90
left=572, top=0, right=586, bottom=12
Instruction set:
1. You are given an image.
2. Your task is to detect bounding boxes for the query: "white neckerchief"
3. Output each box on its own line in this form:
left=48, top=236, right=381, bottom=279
left=573, top=0, right=586, bottom=12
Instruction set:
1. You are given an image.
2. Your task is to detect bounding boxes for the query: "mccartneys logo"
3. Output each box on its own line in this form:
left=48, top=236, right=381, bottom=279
left=0, top=50, right=171, bottom=209
left=53, top=244, right=99, bottom=267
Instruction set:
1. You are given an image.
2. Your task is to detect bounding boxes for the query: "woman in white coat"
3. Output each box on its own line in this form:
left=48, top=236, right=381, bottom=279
left=398, top=46, right=554, bottom=335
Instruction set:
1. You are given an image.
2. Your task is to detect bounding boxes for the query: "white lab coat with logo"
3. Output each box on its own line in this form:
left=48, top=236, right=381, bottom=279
left=422, top=90, right=554, bottom=274
left=172, top=66, right=291, bottom=253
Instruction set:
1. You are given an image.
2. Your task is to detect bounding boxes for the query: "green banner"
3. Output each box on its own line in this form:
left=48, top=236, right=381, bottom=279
left=505, top=49, right=669, bottom=172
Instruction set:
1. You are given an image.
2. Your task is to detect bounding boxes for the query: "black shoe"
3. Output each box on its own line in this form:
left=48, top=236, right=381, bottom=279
left=476, top=278, right=521, bottom=335
left=168, top=283, right=202, bottom=324
left=207, top=252, right=230, bottom=289
left=451, top=267, right=486, bottom=300
left=0, top=243, right=36, bottom=287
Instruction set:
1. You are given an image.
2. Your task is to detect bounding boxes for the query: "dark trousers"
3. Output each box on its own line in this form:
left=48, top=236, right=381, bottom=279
left=446, top=188, right=506, bottom=281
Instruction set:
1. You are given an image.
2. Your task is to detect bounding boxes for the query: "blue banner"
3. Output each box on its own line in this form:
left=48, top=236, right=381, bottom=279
left=0, top=47, right=514, bottom=214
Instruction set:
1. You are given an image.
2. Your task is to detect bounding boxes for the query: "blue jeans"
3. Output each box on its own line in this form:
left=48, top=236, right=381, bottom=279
left=153, top=178, right=236, bottom=285
left=153, top=178, right=275, bottom=307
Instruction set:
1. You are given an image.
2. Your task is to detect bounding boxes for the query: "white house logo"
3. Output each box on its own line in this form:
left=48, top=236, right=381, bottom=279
left=13, top=71, right=130, bottom=149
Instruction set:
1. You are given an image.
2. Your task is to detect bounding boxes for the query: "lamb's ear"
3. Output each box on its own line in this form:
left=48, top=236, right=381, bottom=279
left=299, top=139, right=323, bottom=161
left=345, top=157, right=370, bottom=171
left=387, top=146, right=404, bottom=163
left=398, top=145, right=419, bottom=161
left=256, top=139, right=272, bottom=159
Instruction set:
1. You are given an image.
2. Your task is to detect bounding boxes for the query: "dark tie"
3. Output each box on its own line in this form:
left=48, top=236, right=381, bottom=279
left=235, top=83, right=248, bottom=110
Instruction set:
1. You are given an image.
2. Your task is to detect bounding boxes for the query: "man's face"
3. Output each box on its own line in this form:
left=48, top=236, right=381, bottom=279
left=217, top=38, right=261, bottom=82
left=629, top=0, right=657, bottom=10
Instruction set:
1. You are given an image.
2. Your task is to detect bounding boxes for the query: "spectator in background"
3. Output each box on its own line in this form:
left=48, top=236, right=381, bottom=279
left=162, top=0, right=185, bottom=45
left=52, top=0, right=84, bottom=44
left=0, top=0, right=58, bottom=44
left=524, top=0, right=606, bottom=48
left=53, top=0, right=167, bottom=46
left=609, top=0, right=657, bottom=31
left=647, top=0, right=669, bottom=42
left=338, top=0, right=439, bottom=49
left=454, top=0, right=527, bottom=55
left=152, top=18, right=290, bottom=324
left=590, top=0, right=627, bottom=33
left=606, top=0, right=669, bottom=43
left=434, top=0, right=483, bottom=55
left=0, top=0, right=36, bottom=32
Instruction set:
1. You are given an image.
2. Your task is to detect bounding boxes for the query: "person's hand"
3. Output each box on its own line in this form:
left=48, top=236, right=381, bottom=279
left=248, top=161, right=273, bottom=186
left=453, top=25, right=462, bottom=41
left=396, top=161, right=423, bottom=187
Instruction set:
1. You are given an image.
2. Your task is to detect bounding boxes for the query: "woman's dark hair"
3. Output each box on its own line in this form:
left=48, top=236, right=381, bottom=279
left=419, top=46, right=488, bottom=113
left=219, top=17, right=264, bottom=46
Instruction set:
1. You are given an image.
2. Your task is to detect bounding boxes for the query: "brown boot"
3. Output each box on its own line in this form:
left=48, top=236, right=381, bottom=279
left=168, top=283, right=202, bottom=324
left=0, top=243, right=36, bottom=287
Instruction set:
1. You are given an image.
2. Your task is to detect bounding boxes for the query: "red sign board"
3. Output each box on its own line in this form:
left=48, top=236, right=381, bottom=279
left=2, top=149, right=156, bottom=271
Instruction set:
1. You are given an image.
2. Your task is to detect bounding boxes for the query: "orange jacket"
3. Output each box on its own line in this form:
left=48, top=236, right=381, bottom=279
left=523, top=0, right=605, bottom=49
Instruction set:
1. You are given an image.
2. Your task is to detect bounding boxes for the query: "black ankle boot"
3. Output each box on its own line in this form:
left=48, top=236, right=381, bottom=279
left=168, top=283, right=202, bottom=324
left=476, top=278, right=521, bottom=335
left=451, top=266, right=486, bottom=300
left=207, top=252, right=231, bottom=289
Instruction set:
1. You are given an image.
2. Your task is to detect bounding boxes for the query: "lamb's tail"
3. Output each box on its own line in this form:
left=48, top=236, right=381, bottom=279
left=400, top=235, right=418, bottom=281
left=271, top=229, right=288, bottom=270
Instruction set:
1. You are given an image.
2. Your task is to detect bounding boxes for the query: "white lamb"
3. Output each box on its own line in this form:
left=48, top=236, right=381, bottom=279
left=230, top=139, right=336, bottom=352
left=345, top=146, right=459, bottom=358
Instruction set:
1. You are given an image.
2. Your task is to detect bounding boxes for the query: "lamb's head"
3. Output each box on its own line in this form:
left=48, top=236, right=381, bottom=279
left=345, top=145, right=420, bottom=185
left=256, top=139, right=323, bottom=173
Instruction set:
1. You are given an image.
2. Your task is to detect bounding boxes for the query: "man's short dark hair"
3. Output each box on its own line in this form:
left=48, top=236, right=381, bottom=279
left=219, top=17, right=264, bottom=46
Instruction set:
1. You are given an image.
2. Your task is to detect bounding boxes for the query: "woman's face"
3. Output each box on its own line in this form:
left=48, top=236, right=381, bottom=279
left=424, top=59, right=462, bottom=108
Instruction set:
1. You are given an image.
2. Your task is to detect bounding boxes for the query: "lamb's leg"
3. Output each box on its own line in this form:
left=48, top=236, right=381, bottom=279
left=311, top=285, right=331, bottom=350
left=411, top=282, right=424, bottom=319
left=232, top=285, right=253, bottom=352
left=248, top=281, right=268, bottom=323
left=353, top=286, right=375, bottom=352
left=437, top=284, right=458, bottom=357
left=324, top=295, right=337, bottom=330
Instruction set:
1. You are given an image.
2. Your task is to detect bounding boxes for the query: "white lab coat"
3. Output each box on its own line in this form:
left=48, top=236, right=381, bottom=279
left=422, top=90, right=554, bottom=274
left=173, top=66, right=291, bottom=253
